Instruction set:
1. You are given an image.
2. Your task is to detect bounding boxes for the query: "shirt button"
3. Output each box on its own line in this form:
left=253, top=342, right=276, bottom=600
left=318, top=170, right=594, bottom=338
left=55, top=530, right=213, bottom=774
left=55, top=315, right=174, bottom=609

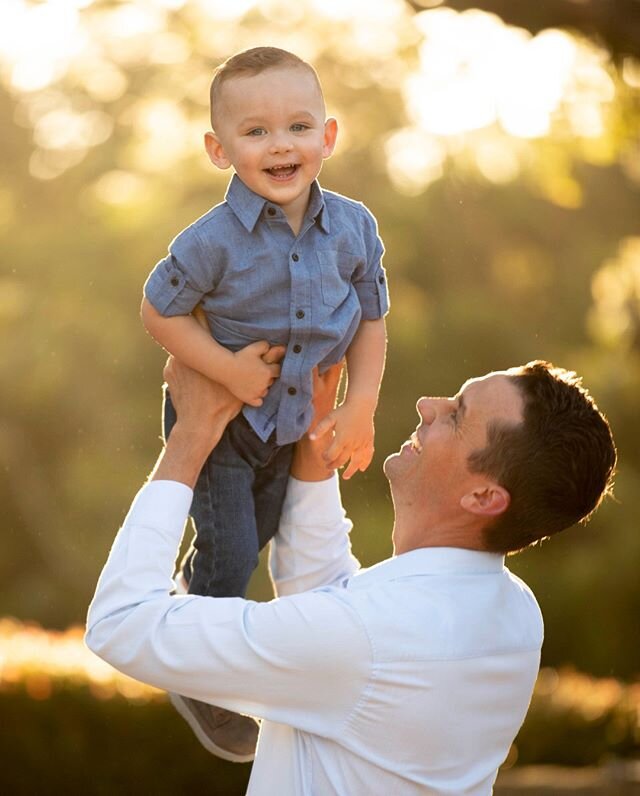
left=170, top=276, right=179, bottom=287
left=267, top=207, right=276, bottom=216
left=296, top=310, right=305, bottom=319
left=288, top=387, right=297, bottom=396
left=292, top=344, right=302, bottom=353
left=291, top=253, right=299, bottom=262
left=378, top=274, right=385, bottom=284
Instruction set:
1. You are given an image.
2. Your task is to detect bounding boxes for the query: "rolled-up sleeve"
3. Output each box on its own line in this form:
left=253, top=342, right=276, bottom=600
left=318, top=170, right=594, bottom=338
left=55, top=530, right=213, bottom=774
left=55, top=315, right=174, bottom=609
left=143, top=226, right=219, bottom=316
left=353, top=210, right=390, bottom=320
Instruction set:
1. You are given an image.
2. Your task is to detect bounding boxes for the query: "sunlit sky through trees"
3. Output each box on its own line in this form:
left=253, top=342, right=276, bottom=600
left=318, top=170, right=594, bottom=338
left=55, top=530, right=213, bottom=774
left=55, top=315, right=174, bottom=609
left=1, top=1, right=639, bottom=678
left=1, top=0, right=638, bottom=194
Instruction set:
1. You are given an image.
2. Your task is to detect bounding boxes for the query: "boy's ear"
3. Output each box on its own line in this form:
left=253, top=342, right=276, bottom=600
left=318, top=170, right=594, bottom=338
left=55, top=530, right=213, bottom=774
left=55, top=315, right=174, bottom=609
left=322, top=117, right=338, bottom=159
left=204, top=131, right=231, bottom=170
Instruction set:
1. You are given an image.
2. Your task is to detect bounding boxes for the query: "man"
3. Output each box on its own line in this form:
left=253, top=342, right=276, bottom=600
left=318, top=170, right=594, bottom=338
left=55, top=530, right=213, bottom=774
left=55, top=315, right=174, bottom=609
left=86, top=358, right=616, bottom=795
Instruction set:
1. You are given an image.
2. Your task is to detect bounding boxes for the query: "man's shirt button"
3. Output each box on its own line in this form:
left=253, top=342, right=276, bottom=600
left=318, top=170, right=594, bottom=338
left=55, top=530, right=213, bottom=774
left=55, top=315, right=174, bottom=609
left=292, top=344, right=302, bottom=353
left=288, top=387, right=297, bottom=396
left=267, top=207, right=276, bottom=216
left=292, top=253, right=299, bottom=262
left=296, top=310, right=305, bottom=319
left=378, top=274, right=385, bottom=284
left=170, top=276, right=179, bottom=287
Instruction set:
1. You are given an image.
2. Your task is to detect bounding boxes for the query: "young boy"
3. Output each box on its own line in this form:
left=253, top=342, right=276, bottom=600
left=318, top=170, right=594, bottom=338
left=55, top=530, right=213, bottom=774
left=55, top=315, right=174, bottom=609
left=141, top=47, right=389, bottom=761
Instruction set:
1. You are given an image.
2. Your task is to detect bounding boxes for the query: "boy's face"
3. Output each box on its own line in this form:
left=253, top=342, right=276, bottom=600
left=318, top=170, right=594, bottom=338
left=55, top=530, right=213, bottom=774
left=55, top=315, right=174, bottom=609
left=204, top=66, right=337, bottom=221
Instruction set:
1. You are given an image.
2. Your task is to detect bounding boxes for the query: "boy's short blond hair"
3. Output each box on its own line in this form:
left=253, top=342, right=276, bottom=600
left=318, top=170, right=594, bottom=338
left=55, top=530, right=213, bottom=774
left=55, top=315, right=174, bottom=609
left=209, top=46, right=323, bottom=129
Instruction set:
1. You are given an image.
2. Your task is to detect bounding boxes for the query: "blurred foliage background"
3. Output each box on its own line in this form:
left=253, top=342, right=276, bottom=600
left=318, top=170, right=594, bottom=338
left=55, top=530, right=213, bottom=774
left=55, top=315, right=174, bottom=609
left=1, top=0, right=639, bottom=706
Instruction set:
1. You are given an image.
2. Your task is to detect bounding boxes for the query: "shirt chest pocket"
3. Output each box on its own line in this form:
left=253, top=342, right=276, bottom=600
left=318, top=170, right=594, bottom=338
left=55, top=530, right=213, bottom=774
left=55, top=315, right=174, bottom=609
left=316, top=250, right=362, bottom=310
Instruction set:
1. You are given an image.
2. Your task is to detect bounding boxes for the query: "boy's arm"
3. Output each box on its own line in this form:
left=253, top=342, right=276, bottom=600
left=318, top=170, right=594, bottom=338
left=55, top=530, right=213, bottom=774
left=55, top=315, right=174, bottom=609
left=141, top=297, right=283, bottom=407
left=311, top=317, right=387, bottom=480
left=344, top=317, right=387, bottom=409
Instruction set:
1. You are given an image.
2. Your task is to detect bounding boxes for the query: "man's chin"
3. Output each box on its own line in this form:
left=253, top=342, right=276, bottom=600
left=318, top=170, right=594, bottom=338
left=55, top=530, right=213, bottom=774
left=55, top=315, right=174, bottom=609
left=382, top=451, right=401, bottom=479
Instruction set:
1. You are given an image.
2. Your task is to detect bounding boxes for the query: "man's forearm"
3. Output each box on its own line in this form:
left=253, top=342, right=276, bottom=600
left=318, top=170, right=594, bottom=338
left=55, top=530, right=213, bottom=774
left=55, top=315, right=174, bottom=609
left=270, top=474, right=360, bottom=596
left=150, top=426, right=216, bottom=489
left=149, top=356, right=242, bottom=488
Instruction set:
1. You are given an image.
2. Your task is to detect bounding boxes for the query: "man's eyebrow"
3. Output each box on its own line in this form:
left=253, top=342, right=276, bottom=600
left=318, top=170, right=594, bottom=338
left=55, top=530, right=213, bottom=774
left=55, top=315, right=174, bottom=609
left=457, top=393, right=467, bottom=421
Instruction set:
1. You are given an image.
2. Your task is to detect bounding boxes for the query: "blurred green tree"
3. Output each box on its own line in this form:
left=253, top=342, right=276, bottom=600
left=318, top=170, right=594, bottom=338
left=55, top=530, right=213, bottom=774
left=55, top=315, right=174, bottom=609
left=0, top=0, right=638, bottom=678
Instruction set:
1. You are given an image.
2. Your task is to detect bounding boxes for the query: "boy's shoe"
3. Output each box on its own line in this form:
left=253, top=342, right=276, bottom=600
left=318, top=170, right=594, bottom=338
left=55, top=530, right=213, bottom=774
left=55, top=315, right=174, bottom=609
left=169, top=692, right=259, bottom=763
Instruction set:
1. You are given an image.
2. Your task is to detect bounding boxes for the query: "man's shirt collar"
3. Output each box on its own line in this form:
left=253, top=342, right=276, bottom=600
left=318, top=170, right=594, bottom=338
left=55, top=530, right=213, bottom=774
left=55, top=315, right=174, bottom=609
left=348, top=547, right=505, bottom=590
left=225, top=174, right=329, bottom=234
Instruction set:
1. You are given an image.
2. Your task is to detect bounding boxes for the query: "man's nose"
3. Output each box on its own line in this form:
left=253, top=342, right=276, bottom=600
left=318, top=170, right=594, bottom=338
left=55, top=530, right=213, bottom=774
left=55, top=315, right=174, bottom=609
left=417, top=396, right=451, bottom=423
left=416, top=397, right=436, bottom=424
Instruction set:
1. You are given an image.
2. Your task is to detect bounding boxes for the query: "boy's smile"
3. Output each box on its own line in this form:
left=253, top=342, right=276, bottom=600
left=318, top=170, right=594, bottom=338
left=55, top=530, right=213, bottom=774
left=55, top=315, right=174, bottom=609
left=204, top=66, right=338, bottom=234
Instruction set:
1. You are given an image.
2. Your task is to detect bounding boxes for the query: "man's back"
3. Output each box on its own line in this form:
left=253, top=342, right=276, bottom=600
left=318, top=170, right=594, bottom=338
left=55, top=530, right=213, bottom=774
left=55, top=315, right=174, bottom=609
left=253, top=545, right=543, bottom=795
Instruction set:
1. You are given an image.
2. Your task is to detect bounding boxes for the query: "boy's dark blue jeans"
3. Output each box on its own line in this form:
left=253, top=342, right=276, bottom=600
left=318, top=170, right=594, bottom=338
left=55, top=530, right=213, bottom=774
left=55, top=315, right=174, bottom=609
left=163, top=390, right=294, bottom=598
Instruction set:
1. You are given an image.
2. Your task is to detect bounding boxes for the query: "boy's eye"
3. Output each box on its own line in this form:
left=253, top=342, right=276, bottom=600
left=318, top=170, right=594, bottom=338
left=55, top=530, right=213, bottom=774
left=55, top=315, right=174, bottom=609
left=290, top=123, right=309, bottom=132
left=247, top=128, right=266, bottom=136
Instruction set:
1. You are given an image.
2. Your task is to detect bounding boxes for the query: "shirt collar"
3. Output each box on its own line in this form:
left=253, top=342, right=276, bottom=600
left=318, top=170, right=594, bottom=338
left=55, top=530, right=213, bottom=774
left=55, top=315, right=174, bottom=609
left=307, top=180, right=330, bottom=233
left=348, top=547, right=505, bottom=590
left=224, top=174, right=329, bottom=234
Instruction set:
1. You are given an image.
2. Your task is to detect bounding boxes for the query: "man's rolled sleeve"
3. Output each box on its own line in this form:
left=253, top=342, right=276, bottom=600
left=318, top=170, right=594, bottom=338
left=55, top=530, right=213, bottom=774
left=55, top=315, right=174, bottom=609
left=143, top=227, right=218, bottom=317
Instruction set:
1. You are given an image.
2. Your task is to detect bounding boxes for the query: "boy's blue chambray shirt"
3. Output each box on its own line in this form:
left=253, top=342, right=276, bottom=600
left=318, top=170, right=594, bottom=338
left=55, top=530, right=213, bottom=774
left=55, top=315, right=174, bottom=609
left=144, top=175, right=390, bottom=446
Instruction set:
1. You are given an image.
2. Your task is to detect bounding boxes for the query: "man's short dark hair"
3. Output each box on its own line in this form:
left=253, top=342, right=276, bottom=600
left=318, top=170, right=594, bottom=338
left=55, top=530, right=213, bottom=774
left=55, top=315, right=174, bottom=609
left=468, top=360, right=617, bottom=554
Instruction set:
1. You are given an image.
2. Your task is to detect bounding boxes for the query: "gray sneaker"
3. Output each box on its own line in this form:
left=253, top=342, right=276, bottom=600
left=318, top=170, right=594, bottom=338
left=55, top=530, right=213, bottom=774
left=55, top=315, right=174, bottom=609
left=169, top=692, right=259, bottom=763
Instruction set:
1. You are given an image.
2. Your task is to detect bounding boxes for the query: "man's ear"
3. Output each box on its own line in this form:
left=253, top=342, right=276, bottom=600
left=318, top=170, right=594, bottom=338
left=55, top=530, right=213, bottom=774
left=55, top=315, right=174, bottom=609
left=460, top=484, right=510, bottom=518
left=322, top=117, right=338, bottom=159
left=204, top=131, right=231, bottom=170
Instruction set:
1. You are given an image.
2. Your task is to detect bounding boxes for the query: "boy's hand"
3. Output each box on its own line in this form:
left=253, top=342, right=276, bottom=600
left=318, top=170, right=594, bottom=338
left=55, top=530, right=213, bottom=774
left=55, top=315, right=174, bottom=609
left=291, top=363, right=344, bottom=481
left=310, top=398, right=375, bottom=480
left=222, top=341, right=286, bottom=406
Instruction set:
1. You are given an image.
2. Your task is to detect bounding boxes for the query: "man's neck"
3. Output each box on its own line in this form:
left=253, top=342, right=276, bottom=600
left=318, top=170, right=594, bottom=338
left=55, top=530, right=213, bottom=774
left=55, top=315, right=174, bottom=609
left=392, top=512, right=487, bottom=556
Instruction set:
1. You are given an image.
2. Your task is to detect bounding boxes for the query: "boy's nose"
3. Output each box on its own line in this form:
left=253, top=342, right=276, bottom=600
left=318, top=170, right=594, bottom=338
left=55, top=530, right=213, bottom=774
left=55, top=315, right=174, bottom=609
left=270, top=134, right=293, bottom=154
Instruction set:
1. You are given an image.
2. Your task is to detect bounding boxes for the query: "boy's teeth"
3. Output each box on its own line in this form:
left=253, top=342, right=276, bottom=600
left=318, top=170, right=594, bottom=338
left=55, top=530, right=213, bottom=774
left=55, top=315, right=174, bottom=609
left=268, top=164, right=296, bottom=176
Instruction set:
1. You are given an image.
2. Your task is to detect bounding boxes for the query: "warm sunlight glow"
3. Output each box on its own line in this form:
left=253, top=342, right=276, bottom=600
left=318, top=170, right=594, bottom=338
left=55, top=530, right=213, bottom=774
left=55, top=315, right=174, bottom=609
left=0, top=619, right=161, bottom=701
left=0, top=0, right=625, bottom=185
left=384, top=128, right=445, bottom=194
left=0, top=0, right=85, bottom=91
left=310, top=0, right=405, bottom=24
left=194, top=0, right=259, bottom=22
left=589, top=237, right=640, bottom=348
left=407, top=10, right=611, bottom=140
left=130, top=100, right=198, bottom=171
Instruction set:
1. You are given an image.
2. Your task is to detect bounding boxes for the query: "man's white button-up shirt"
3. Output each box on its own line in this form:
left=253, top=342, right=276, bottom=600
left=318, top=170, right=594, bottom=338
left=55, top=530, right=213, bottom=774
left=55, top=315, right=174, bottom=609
left=86, top=475, right=543, bottom=795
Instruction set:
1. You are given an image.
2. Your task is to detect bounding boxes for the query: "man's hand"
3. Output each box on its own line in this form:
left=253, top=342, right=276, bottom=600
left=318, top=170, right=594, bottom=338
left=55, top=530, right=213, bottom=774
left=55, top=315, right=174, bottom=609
left=152, top=346, right=285, bottom=487
left=223, top=342, right=286, bottom=406
left=310, top=398, right=376, bottom=480
left=150, top=357, right=241, bottom=487
left=163, top=356, right=242, bottom=448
